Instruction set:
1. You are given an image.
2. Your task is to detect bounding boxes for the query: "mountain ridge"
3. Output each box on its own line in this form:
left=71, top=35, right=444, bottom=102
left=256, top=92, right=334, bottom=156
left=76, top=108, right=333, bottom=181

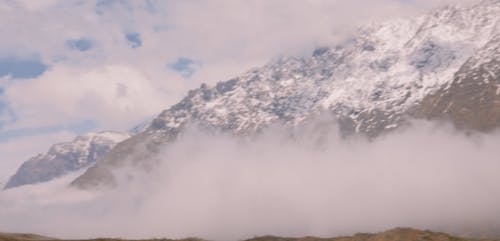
left=71, top=0, right=500, bottom=189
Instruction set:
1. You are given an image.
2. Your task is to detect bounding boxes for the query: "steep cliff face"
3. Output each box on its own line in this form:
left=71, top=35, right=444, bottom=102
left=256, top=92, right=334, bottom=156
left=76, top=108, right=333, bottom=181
left=417, top=34, right=500, bottom=130
left=72, top=0, right=500, bottom=189
left=4, top=131, right=130, bottom=189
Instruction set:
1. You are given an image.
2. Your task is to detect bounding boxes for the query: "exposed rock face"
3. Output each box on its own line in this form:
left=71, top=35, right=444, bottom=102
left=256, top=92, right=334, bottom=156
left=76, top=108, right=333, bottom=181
left=416, top=34, right=500, bottom=130
left=4, top=131, right=130, bottom=189
left=72, top=0, right=500, bottom=189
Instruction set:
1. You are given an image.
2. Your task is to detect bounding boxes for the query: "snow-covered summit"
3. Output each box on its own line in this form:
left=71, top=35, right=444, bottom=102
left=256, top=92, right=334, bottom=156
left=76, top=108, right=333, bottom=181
left=4, top=131, right=130, bottom=189
left=144, top=0, right=498, bottom=136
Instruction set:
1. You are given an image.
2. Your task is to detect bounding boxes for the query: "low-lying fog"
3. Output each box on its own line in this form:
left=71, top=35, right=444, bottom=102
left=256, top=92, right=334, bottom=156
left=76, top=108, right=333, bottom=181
left=1, top=121, right=500, bottom=241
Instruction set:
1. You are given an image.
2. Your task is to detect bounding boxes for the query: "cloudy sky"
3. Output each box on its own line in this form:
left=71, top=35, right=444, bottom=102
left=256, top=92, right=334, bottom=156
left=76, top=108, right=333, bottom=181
left=0, top=0, right=471, bottom=184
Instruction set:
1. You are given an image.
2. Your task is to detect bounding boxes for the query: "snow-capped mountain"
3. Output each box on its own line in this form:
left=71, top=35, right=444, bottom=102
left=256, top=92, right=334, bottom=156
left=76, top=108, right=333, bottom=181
left=71, top=0, right=499, bottom=188
left=4, top=131, right=130, bottom=189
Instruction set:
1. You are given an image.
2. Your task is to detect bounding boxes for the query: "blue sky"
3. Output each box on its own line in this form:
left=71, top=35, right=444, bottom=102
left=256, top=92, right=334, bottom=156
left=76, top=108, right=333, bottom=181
left=0, top=58, right=47, bottom=79
left=125, top=32, right=142, bottom=49
left=66, top=38, right=94, bottom=52
left=169, top=57, right=200, bottom=78
left=0, top=0, right=464, bottom=183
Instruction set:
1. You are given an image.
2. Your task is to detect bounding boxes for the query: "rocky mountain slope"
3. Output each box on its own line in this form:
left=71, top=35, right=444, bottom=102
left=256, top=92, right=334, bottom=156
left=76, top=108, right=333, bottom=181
left=416, top=32, right=500, bottom=130
left=71, top=0, right=500, bottom=189
left=4, top=131, right=130, bottom=189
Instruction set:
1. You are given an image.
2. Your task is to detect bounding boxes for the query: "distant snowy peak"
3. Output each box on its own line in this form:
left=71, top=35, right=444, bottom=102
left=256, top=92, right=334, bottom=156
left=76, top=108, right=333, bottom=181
left=4, top=131, right=130, bottom=189
left=72, top=0, right=500, bottom=189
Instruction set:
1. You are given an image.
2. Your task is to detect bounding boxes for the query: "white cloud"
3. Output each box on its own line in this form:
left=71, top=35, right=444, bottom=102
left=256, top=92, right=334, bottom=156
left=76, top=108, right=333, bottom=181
left=3, top=65, right=171, bottom=131
left=15, top=0, right=60, bottom=11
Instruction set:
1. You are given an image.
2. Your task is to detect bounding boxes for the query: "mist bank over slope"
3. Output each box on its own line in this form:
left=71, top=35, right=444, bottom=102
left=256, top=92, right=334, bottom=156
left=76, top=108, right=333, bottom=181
left=2, top=122, right=500, bottom=240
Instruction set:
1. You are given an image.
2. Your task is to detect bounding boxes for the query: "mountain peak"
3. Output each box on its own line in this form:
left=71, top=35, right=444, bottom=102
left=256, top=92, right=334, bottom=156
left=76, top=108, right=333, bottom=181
left=4, top=131, right=130, bottom=189
left=68, top=0, right=499, bottom=188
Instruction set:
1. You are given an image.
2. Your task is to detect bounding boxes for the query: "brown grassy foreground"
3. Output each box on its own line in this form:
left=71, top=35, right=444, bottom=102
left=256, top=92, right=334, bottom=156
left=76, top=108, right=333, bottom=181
left=1, top=228, right=498, bottom=241
left=0, top=233, right=202, bottom=241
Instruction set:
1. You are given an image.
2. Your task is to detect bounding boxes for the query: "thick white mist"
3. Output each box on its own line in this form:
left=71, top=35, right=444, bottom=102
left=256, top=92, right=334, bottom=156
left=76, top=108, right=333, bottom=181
left=1, top=121, right=500, bottom=240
